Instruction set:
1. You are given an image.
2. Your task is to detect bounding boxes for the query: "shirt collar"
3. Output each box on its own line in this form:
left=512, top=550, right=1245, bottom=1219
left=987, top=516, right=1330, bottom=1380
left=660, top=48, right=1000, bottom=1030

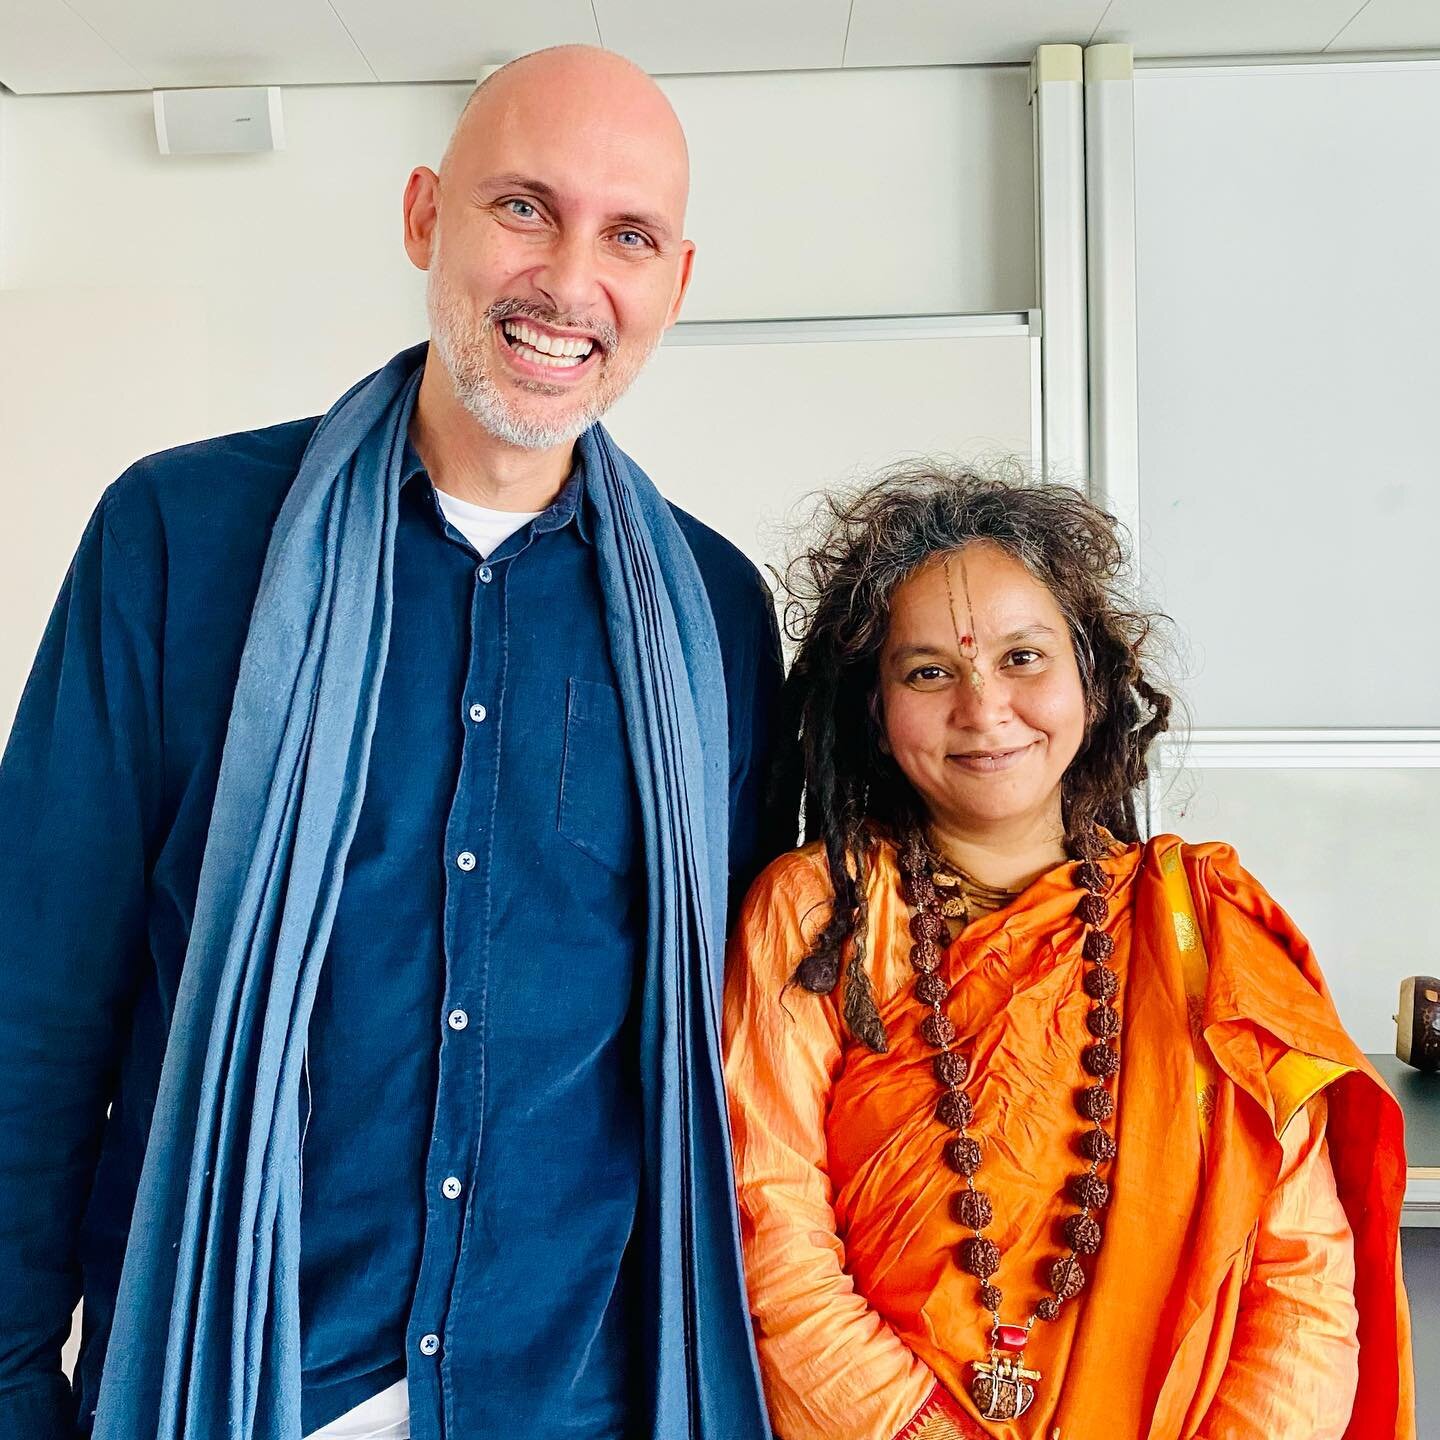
left=401, top=437, right=593, bottom=546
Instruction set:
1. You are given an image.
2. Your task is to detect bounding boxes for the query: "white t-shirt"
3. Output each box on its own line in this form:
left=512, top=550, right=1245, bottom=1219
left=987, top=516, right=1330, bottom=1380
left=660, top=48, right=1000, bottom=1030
left=304, top=1379, right=409, bottom=1439
left=432, top=487, right=543, bottom=559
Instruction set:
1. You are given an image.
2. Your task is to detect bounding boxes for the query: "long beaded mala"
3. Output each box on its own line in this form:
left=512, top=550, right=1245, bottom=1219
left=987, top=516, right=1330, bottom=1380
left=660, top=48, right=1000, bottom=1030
left=898, top=831, right=1120, bottom=1422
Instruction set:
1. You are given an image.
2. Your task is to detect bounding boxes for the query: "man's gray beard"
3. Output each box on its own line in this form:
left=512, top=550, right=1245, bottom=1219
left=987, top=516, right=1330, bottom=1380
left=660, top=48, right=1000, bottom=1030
left=426, top=265, right=655, bottom=452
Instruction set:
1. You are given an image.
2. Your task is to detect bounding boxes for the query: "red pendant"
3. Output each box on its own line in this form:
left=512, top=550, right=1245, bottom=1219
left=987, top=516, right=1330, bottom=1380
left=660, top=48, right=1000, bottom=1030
left=993, top=1324, right=1029, bottom=1352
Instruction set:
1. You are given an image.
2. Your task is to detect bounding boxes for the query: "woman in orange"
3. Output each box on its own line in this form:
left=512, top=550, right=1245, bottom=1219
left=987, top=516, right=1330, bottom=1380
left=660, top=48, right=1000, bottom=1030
left=723, top=469, right=1411, bottom=1440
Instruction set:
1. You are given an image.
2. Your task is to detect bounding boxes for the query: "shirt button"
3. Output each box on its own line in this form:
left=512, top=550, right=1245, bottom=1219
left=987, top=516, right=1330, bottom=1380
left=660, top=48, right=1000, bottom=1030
left=468, top=703, right=487, bottom=723
left=419, top=1333, right=440, bottom=1357
left=455, top=851, right=476, bottom=872
left=447, top=1008, right=469, bottom=1031
left=477, top=564, right=493, bottom=584
left=441, top=1176, right=463, bottom=1200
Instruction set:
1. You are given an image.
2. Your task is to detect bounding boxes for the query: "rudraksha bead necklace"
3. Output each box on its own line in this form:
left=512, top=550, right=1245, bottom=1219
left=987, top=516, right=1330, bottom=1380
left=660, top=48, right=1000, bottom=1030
left=898, top=831, right=1121, bottom=1423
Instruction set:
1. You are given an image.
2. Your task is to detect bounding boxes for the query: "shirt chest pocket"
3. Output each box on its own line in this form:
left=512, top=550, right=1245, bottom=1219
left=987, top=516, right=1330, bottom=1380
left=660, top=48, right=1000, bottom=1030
left=558, top=677, right=641, bottom=877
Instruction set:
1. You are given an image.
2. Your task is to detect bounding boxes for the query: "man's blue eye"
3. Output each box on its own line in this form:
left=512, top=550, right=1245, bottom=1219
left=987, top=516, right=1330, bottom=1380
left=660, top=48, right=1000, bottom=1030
left=507, top=200, right=537, bottom=219
left=616, top=230, right=649, bottom=248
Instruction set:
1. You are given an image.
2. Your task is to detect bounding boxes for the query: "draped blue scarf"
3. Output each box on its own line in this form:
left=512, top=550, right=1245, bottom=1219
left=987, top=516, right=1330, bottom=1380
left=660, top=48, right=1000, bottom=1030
left=92, top=344, right=769, bottom=1440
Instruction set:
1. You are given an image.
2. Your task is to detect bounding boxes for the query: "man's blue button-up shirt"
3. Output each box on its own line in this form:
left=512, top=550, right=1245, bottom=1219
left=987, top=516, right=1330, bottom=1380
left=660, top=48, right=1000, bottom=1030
left=0, top=417, right=782, bottom=1440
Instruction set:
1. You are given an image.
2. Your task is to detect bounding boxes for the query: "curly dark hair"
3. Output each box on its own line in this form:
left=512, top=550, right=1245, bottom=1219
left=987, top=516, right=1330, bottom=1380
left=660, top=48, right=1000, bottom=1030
left=762, top=461, right=1176, bottom=1053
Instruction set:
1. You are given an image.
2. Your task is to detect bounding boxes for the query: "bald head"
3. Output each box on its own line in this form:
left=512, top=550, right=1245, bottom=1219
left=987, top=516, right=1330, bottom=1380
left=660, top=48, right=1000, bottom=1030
left=402, top=44, right=697, bottom=455
left=441, top=46, right=689, bottom=219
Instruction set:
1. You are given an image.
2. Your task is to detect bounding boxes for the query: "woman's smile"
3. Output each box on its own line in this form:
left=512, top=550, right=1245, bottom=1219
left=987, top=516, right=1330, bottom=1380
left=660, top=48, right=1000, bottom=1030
left=946, top=739, right=1043, bottom=774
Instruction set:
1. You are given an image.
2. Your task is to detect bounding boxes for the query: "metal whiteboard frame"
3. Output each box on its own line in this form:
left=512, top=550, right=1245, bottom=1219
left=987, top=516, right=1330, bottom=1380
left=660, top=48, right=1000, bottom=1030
left=1083, top=44, right=1141, bottom=549
left=1136, top=56, right=1440, bottom=78
left=1160, top=729, right=1440, bottom=768
left=1032, top=44, right=1089, bottom=485
left=665, top=312, right=1036, bottom=346
left=1145, top=729, right=1440, bottom=836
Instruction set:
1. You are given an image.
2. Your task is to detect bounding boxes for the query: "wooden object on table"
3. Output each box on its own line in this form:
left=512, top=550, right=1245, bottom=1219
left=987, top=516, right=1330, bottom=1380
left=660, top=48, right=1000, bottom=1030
left=1397, top=976, right=1440, bottom=1071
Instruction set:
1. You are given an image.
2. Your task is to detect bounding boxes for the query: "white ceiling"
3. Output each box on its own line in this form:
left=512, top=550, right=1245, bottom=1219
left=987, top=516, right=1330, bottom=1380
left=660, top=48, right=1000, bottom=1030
left=2, top=0, right=1438, bottom=96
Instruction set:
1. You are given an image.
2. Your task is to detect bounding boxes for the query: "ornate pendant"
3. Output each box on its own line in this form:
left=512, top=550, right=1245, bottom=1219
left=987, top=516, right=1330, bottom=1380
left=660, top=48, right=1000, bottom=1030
left=930, top=871, right=969, bottom=921
left=970, top=1349, right=1042, bottom=1420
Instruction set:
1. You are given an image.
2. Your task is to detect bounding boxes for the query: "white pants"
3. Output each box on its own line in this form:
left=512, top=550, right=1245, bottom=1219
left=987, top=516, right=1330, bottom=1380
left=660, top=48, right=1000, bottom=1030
left=303, top=1379, right=410, bottom=1439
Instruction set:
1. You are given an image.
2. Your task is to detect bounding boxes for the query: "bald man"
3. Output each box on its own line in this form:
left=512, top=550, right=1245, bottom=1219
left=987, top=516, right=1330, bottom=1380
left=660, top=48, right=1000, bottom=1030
left=0, top=47, right=778, bottom=1440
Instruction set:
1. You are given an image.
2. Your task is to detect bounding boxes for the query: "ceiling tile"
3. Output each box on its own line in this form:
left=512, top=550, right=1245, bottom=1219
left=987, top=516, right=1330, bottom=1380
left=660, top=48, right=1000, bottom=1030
left=595, top=0, right=849, bottom=74
left=62, top=0, right=375, bottom=88
left=0, top=0, right=147, bottom=93
left=331, top=0, right=601, bottom=84
left=1327, top=0, right=1440, bottom=51
left=845, top=0, right=1107, bottom=67
left=1092, top=0, right=1368, bottom=58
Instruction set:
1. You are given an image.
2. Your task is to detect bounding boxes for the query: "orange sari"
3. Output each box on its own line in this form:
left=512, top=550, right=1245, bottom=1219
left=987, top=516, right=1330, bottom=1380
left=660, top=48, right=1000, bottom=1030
left=722, top=836, right=1412, bottom=1440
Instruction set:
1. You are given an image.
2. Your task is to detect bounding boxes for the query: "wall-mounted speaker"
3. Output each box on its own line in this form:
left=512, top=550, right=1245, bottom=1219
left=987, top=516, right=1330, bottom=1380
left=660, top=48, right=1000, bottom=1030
left=153, top=87, right=285, bottom=156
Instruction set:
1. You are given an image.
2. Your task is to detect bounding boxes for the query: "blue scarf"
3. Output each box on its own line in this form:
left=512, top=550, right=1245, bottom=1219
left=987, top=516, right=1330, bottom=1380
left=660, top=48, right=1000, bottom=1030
left=92, top=345, right=769, bottom=1440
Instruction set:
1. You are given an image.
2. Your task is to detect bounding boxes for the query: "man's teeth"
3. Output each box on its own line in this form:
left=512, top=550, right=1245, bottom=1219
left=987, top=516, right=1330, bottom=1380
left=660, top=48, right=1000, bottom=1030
left=501, top=320, right=595, bottom=367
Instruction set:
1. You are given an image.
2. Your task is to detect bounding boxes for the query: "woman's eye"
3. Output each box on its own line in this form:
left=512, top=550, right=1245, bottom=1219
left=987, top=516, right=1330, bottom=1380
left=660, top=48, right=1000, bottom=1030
left=906, top=665, right=950, bottom=684
left=1005, top=648, right=1043, bottom=668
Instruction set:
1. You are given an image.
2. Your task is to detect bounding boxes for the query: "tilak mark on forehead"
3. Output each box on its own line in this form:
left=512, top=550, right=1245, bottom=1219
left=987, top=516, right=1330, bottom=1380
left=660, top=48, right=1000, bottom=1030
left=943, top=553, right=985, bottom=697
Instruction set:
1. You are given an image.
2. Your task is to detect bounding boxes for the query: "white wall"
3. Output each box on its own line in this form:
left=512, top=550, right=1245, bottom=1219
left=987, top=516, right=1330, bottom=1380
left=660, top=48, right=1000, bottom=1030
left=0, top=66, right=1034, bottom=732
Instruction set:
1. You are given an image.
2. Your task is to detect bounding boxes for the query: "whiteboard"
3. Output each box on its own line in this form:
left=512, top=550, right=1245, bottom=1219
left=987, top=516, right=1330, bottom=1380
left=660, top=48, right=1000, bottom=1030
left=604, top=326, right=1036, bottom=577
left=1133, top=64, right=1440, bottom=728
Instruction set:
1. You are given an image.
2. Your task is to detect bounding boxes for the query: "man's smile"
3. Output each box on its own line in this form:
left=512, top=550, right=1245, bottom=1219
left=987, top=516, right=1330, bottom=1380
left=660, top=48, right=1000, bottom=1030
left=496, top=316, right=603, bottom=382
